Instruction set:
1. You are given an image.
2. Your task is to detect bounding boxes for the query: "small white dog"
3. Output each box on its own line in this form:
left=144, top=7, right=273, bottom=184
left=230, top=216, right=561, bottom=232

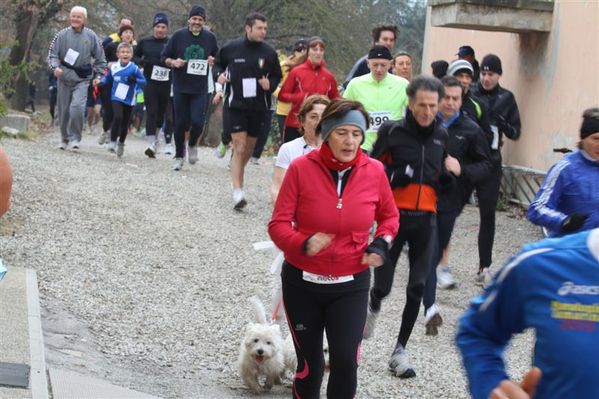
left=239, top=296, right=296, bottom=393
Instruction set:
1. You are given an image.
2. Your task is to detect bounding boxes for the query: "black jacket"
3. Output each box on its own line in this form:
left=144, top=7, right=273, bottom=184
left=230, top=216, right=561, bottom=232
left=472, top=83, right=521, bottom=162
left=439, top=112, right=492, bottom=212
left=134, top=35, right=171, bottom=85
left=214, top=36, right=281, bottom=112
left=372, top=113, right=452, bottom=212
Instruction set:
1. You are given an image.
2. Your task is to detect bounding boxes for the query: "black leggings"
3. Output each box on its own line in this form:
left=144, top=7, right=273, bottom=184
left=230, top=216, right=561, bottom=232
left=370, top=212, right=437, bottom=349
left=144, top=83, right=170, bottom=138
left=173, top=93, right=208, bottom=158
left=423, top=209, right=461, bottom=311
left=475, top=163, right=502, bottom=269
left=110, top=101, right=133, bottom=143
left=101, top=83, right=113, bottom=133
left=282, top=262, right=369, bottom=399
left=163, top=96, right=173, bottom=144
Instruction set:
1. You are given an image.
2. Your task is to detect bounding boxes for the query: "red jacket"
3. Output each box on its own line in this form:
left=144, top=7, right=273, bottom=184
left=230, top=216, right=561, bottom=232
left=278, top=59, right=340, bottom=129
left=268, top=150, right=399, bottom=277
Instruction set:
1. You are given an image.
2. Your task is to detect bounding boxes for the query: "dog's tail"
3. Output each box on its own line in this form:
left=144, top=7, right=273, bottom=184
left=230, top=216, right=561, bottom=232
left=248, top=296, right=268, bottom=324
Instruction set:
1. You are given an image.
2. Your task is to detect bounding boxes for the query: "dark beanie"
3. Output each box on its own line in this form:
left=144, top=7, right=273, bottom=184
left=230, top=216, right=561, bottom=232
left=189, top=5, right=206, bottom=19
left=481, top=54, right=502, bottom=75
left=153, top=12, right=168, bottom=27
left=431, top=60, right=448, bottom=79
left=580, top=110, right=599, bottom=139
left=367, top=45, right=392, bottom=60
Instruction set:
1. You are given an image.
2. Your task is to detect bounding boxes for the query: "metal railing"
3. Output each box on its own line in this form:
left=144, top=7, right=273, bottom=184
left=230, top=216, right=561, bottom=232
left=501, top=164, right=547, bottom=207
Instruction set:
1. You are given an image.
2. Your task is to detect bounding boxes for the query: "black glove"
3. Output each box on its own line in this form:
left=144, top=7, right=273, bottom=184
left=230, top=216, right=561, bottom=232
left=365, top=237, right=390, bottom=264
left=495, top=114, right=509, bottom=134
left=127, top=76, right=137, bottom=84
left=561, top=212, right=588, bottom=233
left=388, top=165, right=411, bottom=188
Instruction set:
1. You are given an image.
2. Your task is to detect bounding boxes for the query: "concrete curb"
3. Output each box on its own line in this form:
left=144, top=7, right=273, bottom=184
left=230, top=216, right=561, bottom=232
left=26, top=270, right=48, bottom=399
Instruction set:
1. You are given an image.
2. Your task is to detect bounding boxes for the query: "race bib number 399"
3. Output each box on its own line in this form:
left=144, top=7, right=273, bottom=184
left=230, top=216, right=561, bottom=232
left=151, top=65, right=169, bottom=81
left=369, top=111, right=392, bottom=131
left=187, top=59, right=208, bottom=76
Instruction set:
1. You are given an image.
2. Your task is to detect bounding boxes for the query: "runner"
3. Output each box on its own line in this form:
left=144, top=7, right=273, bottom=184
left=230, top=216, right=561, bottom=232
left=343, top=45, right=408, bottom=153
left=161, top=5, right=218, bottom=171
left=214, top=12, right=281, bottom=209
left=278, top=36, right=339, bottom=143
left=135, top=12, right=172, bottom=158
left=96, top=42, right=146, bottom=158
left=393, top=51, right=413, bottom=81
left=366, top=76, right=449, bottom=379
left=47, top=6, right=106, bottom=150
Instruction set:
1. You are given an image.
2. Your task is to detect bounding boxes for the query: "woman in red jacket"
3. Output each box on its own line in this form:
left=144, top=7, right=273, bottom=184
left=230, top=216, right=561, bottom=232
left=278, top=36, right=340, bottom=143
left=269, top=99, right=398, bottom=398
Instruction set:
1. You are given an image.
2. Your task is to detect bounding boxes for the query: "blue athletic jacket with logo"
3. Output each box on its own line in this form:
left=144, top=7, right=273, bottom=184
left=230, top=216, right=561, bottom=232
left=457, top=228, right=599, bottom=399
left=100, top=61, right=146, bottom=106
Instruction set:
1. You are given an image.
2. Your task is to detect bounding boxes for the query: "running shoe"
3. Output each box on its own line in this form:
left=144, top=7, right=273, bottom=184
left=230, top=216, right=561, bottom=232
left=388, top=343, right=415, bottom=378
left=475, top=267, right=492, bottom=287
left=233, top=188, right=247, bottom=210
left=69, top=140, right=80, bottom=150
left=164, top=143, right=173, bottom=155
left=172, top=157, right=184, bottom=171
left=215, top=142, right=227, bottom=158
left=363, top=307, right=379, bottom=339
left=145, top=142, right=156, bottom=158
left=58, top=141, right=67, bottom=150
left=437, top=266, right=457, bottom=289
left=250, top=156, right=261, bottom=165
left=116, top=142, right=125, bottom=158
left=107, top=141, right=117, bottom=153
left=188, top=146, right=198, bottom=165
left=98, top=131, right=108, bottom=145
left=424, top=304, right=443, bottom=336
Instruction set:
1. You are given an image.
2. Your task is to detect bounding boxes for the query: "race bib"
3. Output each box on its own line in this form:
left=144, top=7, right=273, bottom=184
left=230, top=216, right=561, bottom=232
left=187, top=59, right=208, bottom=76
left=151, top=65, right=169, bottom=81
left=369, top=111, right=392, bottom=131
left=114, top=83, right=129, bottom=100
left=302, top=271, right=354, bottom=285
left=242, top=78, right=257, bottom=98
left=64, top=48, right=80, bottom=66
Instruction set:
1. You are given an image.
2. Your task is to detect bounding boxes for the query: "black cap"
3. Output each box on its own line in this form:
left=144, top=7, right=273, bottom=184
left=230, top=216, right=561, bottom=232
left=480, top=54, right=503, bottom=75
left=457, top=45, right=475, bottom=57
left=293, top=38, right=308, bottom=52
left=367, top=45, right=392, bottom=60
left=189, top=5, right=206, bottom=19
left=431, top=60, right=448, bottom=79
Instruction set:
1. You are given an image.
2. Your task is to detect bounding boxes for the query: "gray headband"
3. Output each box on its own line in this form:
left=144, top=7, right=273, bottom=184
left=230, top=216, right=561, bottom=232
left=320, top=110, right=367, bottom=142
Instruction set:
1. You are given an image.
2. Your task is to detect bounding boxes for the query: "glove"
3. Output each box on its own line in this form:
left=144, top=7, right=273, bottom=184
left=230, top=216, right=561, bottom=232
left=495, top=114, right=509, bottom=134
left=127, top=76, right=137, bottom=84
left=561, top=212, right=588, bottom=233
left=388, top=165, right=412, bottom=188
left=365, top=237, right=390, bottom=264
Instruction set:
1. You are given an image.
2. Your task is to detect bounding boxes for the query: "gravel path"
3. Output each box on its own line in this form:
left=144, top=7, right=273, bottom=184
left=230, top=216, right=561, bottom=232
left=0, top=130, right=542, bottom=398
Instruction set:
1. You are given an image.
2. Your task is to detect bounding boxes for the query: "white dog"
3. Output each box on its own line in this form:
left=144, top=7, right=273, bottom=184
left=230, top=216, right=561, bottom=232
left=239, top=296, right=296, bottom=393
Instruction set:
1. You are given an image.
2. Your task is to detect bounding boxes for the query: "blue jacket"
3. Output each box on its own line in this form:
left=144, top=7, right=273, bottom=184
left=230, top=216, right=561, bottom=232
left=100, top=61, right=146, bottom=106
left=456, top=228, right=599, bottom=399
left=528, top=150, right=599, bottom=237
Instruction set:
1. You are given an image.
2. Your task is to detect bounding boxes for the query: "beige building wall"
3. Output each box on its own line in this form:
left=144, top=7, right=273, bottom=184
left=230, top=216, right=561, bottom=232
left=422, top=1, right=599, bottom=171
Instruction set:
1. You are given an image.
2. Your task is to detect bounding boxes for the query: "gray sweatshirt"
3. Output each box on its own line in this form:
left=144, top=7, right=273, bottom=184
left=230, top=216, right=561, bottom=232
left=47, top=26, right=106, bottom=83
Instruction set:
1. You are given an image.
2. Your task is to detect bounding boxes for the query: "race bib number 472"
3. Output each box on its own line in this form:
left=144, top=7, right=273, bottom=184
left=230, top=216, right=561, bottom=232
left=187, top=59, right=208, bottom=76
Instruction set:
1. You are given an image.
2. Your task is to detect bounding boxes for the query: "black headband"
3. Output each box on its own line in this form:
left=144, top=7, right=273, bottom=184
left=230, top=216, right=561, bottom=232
left=580, top=117, right=599, bottom=139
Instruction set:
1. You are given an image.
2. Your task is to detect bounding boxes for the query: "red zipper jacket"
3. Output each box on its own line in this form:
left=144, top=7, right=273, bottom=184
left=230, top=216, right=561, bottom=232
left=268, top=150, right=399, bottom=277
left=278, top=59, right=340, bottom=129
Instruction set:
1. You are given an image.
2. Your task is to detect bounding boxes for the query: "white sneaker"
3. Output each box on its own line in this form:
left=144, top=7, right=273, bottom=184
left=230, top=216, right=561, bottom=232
left=98, top=131, right=108, bottom=145
left=116, top=142, right=125, bottom=158
left=107, top=141, right=116, bottom=153
left=362, top=307, right=378, bottom=339
left=437, top=266, right=456, bottom=289
left=69, top=140, right=80, bottom=150
left=388, top=344, right=415, bottom=378
left=58, top=141, right=67, bottom=150
left=188, top=146, right=198, bottom=165
left=144, top=142, right=156, bottom=158
left=233, top=188, right=247, bottom=210
left=164, top=143, right=173, bottom=155
left=424, top=304, right=443, bottom=336
left=475, top=267, right=493, bottom=288
left=172, top=157, right=184, bottom=171
left=250, top=156, right=261, bottom=165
